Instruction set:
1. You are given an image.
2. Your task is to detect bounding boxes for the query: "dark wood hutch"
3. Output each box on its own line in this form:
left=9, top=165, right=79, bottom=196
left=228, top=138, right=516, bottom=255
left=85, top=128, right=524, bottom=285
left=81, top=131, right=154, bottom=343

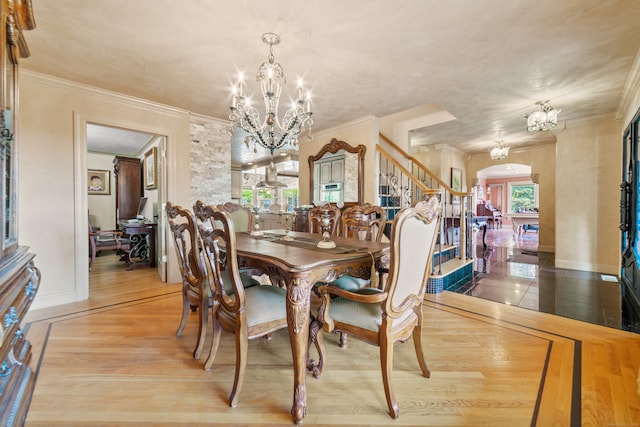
left=0, top=0, right=39, bottom=425
left=113, top=156, right=142, bottom=225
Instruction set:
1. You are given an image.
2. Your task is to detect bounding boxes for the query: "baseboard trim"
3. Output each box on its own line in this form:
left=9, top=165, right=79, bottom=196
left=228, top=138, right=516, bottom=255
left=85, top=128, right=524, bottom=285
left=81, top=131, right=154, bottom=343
left=555, top=259, right=618, bottom=275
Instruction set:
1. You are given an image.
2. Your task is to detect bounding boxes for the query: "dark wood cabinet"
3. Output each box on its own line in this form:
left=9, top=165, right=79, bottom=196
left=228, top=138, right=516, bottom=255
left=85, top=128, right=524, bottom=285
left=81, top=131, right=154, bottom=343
left=113, top=156, right=142, bottom=225
left=0, top=1, right=39, bottom=425
left=293, top=207, right=310, bottom=232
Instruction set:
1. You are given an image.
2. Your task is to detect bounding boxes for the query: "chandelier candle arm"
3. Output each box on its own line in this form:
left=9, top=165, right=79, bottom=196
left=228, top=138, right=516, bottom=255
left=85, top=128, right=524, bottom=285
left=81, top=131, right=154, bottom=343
left=229, top=33, right=313, bottom=156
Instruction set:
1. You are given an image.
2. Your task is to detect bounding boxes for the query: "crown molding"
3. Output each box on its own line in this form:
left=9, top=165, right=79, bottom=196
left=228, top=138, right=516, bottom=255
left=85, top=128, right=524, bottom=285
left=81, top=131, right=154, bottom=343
left=20, top=69, right=189, bottom=118
left=189, top=112, right=230, bottom=127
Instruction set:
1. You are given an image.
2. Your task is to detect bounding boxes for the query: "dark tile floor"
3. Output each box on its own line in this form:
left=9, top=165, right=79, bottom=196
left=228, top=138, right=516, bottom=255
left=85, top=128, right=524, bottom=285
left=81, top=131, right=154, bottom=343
left=455, top=227, right=639, bottom=334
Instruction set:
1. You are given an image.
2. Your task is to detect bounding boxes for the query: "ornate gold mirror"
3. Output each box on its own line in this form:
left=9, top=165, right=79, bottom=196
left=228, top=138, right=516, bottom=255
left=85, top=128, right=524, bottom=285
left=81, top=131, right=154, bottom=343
left=308, top=138, right=365, bottom=205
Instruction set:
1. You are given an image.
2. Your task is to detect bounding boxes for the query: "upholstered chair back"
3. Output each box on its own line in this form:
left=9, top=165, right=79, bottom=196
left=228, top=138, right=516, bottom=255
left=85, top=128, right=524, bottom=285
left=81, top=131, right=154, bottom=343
left=217, top=202, right=253, bottom=233
left=385, top=197, right=441, bottom=311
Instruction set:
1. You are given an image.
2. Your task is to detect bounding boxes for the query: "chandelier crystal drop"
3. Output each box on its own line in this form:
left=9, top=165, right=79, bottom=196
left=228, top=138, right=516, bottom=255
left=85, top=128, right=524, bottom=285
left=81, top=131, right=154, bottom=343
left=490, top=141, right=509, bottom=160
left=524, top=100, right=560, bottom=133
left=229, top=33, right=313, bottom=157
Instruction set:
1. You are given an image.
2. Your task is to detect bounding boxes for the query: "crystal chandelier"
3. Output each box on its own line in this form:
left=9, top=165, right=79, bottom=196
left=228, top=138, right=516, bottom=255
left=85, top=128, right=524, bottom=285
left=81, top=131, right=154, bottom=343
left=490, top=141, right=509, bottom=160
left=229, top=33, right=313, bottom=157
left=524, top=100, right=560, bottom=133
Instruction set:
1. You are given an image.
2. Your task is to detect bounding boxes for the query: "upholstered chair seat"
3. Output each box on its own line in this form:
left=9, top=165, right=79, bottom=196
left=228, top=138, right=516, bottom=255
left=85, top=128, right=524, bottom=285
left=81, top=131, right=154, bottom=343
left=222, top=285, right=287, bottom=328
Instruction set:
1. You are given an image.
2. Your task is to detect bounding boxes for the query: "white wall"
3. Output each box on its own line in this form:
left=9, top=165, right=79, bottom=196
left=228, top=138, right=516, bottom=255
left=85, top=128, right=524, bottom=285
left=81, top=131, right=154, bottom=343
left=87, top=152, right=117, bottom=230
left=19, top=71, right=191, bottom=309
left=555, top=116, right=622, bottom=274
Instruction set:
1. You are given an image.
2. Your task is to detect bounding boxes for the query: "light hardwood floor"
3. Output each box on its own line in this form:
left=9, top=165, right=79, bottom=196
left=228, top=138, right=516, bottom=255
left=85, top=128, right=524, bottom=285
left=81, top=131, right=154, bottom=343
left=23, top=253, right=640, bottom=426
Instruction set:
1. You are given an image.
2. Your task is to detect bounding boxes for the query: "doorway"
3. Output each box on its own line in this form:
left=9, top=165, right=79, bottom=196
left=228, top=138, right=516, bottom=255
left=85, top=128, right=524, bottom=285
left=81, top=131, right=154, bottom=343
left=476, top=163, right=538, bottom=251
left=77, top=115, right=169, bottom=301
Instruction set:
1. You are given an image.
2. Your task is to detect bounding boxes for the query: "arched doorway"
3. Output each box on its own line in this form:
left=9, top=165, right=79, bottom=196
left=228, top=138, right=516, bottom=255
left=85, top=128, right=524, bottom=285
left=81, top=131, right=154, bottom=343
left=475, top=163, right=538, bottom=251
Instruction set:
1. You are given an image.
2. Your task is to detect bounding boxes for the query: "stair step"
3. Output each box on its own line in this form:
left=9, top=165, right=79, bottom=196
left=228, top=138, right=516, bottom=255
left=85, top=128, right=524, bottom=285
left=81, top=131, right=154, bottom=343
left=427, top=256, right=474, bottom=294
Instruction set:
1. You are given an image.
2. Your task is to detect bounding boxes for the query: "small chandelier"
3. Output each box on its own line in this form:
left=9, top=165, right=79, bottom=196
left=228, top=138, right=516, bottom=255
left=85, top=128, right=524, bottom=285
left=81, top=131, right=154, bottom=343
left=490, top=141, right=509, bottom=160
left=229, top=33, right=313, bottom=157
left=524, top=100, right=560, bottom=133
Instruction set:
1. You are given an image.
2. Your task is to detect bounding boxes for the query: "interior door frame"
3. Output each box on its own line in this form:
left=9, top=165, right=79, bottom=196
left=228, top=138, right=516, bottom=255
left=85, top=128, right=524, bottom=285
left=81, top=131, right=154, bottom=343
left=621, top=107, right=640, bottom=325
left=74, top=112, right=169, bottom=300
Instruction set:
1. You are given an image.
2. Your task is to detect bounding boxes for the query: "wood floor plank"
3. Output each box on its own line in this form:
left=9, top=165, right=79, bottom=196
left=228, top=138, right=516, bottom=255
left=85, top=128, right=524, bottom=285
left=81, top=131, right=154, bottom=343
left=21, top=254, right=640, bottom=426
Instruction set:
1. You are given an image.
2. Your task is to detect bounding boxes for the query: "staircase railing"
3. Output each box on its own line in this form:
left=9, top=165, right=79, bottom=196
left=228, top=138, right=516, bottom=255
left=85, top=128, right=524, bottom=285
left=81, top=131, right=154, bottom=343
left=376, top=133, right=474, bottom=274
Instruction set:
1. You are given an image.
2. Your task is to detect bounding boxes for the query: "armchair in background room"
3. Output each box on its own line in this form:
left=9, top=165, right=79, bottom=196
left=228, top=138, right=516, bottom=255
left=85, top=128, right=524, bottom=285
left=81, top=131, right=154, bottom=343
left=88, top=223, right=131, bottom=271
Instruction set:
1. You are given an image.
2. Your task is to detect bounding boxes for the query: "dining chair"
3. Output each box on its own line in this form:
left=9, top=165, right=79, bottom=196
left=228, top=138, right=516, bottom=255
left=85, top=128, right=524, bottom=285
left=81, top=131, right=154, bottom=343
left=165, top=202, right=209, bottom=360
left=167, top=202, right=261, bottom=360
left=308, top=204, right=341, bottom=236
left=312, top=196, right=442, bottom=419
left=331, top=203, right=387, bottom=291
left=217, top=202, right=254, bottom=233
left=193, top=202, right=289, bottom=407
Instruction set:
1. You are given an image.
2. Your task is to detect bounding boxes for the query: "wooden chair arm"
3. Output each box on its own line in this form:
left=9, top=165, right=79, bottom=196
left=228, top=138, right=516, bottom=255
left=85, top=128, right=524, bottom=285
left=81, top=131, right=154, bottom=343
left=317, top=285, right=388, bottom=333
left=90, top=229, right=124, bottom=237
left=317, top=284, right=388, bottom=303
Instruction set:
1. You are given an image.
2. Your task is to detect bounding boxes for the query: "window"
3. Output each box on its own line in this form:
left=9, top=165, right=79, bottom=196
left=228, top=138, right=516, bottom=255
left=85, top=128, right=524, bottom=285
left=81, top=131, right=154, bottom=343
left=241, top=188, right=253, bottom=206
left=508, top=182, right=538, bottom=213
left=283, top=188, right=299, bottom=211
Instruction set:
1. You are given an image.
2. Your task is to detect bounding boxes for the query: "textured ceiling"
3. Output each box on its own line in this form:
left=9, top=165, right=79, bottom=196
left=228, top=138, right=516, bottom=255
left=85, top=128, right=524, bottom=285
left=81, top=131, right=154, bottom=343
left=23, top=0, right=640, bottom=164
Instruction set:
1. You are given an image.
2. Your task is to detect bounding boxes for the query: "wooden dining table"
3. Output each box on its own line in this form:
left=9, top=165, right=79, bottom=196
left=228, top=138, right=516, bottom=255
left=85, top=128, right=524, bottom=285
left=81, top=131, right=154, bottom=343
left=234, top=230, right=390, bottom=424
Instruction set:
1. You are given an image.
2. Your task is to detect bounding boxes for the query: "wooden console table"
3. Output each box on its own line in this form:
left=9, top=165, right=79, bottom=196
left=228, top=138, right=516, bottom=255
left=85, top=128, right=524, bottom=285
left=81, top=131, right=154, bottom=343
left=119, top=222, right=157, bottom=269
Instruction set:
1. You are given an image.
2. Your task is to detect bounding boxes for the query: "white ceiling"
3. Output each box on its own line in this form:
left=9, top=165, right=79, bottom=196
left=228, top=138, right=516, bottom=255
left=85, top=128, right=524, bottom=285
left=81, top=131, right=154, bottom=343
left=86, top=123, right=154, bottom=156
left=23, top=0, right=640, bottom=164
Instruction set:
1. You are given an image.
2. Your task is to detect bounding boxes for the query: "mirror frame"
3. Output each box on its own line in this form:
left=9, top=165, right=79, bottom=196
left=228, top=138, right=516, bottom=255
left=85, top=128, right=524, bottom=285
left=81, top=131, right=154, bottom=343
left=308, top=138, right=366, bottom=205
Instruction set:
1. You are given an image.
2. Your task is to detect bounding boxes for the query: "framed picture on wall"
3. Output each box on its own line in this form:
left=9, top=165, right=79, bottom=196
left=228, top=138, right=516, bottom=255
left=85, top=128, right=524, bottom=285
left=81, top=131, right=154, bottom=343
left=144, top=147, right=157, bottom=190
left=451, top=167, right=462, bottom=204
left=88, top=169, right=110, bottom=195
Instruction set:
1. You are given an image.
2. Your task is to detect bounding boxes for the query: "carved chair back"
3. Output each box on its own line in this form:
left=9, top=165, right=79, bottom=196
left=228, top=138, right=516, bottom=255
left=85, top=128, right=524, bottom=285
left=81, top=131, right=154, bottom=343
left=308, top=204, right=341, bottom=236
left=165, top=201, right=208, bottom=359
left=340, top=203, right=387, bottom=242
left=193, top=201, right=288, bottom=407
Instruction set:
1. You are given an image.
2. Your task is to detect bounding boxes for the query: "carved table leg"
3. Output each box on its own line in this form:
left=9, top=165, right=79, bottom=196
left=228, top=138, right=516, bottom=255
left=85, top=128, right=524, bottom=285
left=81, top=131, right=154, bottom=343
left=287, top=276, right=311, bottom=424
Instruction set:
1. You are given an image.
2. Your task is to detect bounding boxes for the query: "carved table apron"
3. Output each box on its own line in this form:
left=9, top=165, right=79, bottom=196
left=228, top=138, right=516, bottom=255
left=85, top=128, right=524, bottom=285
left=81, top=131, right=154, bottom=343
left=234, top=231, right=389, bottom=424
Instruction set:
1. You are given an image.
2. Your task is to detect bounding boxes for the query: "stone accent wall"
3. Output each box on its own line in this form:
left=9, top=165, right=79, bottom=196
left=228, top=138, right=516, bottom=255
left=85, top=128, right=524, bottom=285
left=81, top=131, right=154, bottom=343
left=344, top=152, right=358, bottom=202
left=189, top=115, right=231, bottom=206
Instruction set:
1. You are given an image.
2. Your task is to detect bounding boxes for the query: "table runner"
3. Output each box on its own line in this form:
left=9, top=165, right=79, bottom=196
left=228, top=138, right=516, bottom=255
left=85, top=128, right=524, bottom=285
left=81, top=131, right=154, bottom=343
left=248, top=232, right=366, bottom=254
